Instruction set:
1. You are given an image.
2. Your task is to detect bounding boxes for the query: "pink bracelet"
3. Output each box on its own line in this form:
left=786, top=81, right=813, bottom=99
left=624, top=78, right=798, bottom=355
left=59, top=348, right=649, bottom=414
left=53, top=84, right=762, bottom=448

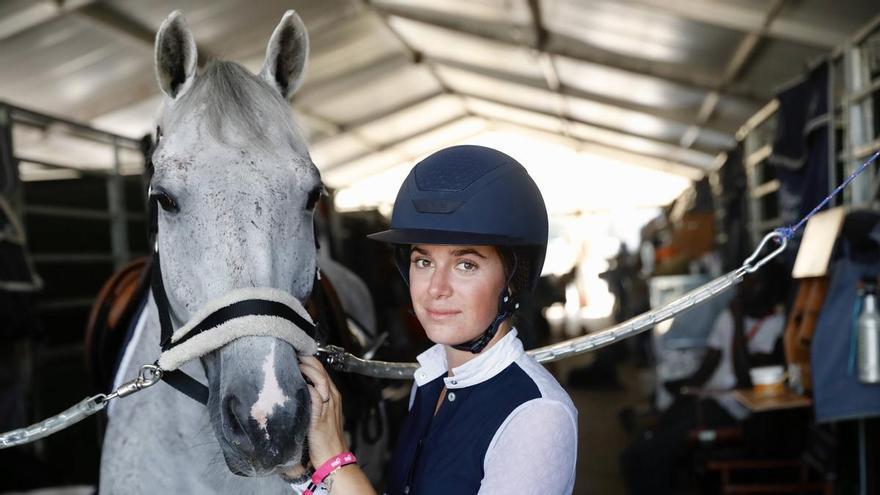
left=303, top=452, right=357, bottom=495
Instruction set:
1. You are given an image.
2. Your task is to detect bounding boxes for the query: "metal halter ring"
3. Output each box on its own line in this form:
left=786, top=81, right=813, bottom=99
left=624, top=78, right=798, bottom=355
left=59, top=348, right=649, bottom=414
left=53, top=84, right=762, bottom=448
left=138, top=364, right=164, bottom=386
left=742, top=231, right=788, bottom=274
left=103, top=364, right=165, bottom=402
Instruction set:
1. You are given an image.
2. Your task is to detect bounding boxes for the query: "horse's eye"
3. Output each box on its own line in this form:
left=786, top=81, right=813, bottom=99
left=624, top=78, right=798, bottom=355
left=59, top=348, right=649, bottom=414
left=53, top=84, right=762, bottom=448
left=150, top=190, right=179, bottom=213
left=306, top=186, right=323, bottom=211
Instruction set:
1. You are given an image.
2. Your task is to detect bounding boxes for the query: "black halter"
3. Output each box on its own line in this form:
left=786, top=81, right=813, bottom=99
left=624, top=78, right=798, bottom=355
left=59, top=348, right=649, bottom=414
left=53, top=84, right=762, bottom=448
left=148, top=195, right=319, bottom=404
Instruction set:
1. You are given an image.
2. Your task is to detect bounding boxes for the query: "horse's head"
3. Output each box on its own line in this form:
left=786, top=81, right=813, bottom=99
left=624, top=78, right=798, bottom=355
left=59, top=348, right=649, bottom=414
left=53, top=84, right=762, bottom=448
left=151, top=11, right=319, bottom=477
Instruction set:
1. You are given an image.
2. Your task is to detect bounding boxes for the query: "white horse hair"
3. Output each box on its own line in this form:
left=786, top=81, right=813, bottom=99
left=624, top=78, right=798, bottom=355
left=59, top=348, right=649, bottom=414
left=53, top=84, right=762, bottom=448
left=100, top=10, right=328, bottom=493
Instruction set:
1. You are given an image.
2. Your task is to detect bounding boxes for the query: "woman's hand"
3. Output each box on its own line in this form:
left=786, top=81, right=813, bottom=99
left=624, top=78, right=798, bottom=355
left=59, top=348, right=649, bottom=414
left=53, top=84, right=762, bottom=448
left=298, top=355, right=348, bottom=467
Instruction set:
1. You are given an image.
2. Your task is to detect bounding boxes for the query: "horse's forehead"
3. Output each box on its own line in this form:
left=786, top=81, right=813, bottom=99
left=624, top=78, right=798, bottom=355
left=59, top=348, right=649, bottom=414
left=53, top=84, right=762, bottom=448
left=158, top=104, right=313, bottom=175
left=157, top=133, right=316, bottom=186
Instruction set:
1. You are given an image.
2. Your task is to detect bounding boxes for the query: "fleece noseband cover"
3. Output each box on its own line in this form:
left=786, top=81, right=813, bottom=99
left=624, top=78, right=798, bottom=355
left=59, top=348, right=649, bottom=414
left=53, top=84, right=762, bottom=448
left=157, top=287, right=317, bottom=371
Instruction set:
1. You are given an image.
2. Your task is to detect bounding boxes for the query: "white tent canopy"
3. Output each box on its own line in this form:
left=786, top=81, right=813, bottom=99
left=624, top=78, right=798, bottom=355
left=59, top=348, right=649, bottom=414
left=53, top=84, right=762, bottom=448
left=1, top=0, right=875, bottom=202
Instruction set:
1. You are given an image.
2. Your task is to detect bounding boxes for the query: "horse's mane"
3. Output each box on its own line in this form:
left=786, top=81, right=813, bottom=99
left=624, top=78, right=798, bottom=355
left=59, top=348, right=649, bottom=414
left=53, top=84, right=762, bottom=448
left=172, top=60, right=307, bottom=152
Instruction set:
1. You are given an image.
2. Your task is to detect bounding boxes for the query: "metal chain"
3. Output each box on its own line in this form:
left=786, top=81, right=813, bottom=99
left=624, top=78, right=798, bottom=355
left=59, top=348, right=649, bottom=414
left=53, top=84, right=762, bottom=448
left=318, top=231, right=788, bottom=379
left=0, top=232, right=788, bottom=447
left=0, top=365, right=163, bottom=449
left=0, top=119, right=870, bottom=449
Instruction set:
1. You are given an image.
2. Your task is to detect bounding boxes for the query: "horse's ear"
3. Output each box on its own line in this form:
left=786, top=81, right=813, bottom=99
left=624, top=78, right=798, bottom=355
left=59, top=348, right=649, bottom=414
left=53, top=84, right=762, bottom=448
left=260, top=10, right=309, bottom=100
left=155, top=11, right=198, bottom=100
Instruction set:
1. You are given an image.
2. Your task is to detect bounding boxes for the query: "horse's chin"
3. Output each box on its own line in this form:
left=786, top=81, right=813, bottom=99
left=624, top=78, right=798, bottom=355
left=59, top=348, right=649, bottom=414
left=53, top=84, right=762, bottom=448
left=277, top=462, right=310, bottom=483
left=219, top=444, right=307, bottom=478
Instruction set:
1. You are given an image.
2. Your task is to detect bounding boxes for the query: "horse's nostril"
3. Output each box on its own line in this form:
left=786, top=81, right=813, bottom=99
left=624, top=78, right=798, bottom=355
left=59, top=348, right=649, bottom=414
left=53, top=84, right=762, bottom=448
left=223, top=395, right=247, bottom=440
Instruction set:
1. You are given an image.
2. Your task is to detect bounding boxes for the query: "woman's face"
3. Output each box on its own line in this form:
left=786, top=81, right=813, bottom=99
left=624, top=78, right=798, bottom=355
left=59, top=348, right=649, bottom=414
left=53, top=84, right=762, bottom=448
left=409, top=244, right=507, bottom=346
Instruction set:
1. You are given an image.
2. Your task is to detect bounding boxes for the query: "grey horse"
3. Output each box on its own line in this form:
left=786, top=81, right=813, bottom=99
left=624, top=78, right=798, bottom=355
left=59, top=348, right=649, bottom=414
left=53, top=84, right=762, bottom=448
left=100, top=10, right=374, bottom=493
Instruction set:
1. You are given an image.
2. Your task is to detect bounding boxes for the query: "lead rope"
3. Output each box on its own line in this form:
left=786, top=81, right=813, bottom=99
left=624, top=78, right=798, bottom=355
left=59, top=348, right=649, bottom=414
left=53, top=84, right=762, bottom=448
left=316, top=151, right=880, bottom=377
left=2, top=151, right=878, bottom=449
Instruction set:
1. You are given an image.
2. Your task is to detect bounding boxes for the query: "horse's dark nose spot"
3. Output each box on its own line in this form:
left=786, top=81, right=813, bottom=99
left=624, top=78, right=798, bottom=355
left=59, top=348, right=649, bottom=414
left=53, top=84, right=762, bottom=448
left=222, top=395, right=252, bottom=452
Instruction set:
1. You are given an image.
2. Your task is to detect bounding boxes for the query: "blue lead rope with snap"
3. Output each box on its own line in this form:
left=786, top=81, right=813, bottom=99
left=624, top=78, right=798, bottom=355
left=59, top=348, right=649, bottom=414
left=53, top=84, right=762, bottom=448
left=775, top=151, right=880, bottom=241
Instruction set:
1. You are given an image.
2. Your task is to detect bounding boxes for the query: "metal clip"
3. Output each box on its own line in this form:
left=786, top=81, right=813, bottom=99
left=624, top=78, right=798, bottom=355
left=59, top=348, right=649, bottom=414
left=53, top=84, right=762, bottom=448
left=316, top=345, right=347, bottom=371
left=104, top=364, right=164, bottom=402
left=742, top=231, right=787, bottom=274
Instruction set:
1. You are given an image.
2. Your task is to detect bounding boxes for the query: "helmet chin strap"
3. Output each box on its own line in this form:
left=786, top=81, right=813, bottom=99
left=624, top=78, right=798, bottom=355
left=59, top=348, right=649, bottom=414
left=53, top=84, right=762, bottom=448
left=451, top=252, right=520, bottom=354
left=450, top=292, right=518, bottom=353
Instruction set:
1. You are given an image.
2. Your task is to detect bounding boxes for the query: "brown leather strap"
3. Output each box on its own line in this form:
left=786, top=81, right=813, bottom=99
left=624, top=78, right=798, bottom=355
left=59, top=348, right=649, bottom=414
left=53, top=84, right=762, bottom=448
left=84, top=256, right=151, bottom=390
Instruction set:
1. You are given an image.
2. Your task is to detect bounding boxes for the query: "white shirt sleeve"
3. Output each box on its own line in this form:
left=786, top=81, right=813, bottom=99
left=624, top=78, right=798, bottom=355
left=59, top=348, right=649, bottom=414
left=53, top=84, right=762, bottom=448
left=478, top=399, right=578, bottom=495
left=748, top=313, right=785, bottom=354
left=707, top=309, right=733, bottom=351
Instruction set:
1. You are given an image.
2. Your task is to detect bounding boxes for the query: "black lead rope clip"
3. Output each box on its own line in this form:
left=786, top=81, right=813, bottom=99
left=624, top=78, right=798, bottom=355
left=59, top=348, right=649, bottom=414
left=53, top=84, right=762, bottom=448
left=316, top=344, right=347, bottom=372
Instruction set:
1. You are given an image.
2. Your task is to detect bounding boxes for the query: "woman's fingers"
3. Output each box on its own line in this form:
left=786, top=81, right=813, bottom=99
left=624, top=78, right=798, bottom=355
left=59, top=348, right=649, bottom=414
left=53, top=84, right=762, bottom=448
left=299, top=356, right=331, bottom=404
left=299, top=356, right=341, bottom=395
left=301, top=371, right=330, bottom=406
left=304, top=382, right=323, bottom=418
left=299, top=355, right=349, bottom=466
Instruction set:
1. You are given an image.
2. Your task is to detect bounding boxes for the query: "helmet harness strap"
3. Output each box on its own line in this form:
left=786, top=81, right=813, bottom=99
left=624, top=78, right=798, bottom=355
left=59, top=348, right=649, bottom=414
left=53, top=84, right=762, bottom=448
left=451, top=251, right=520, bottom=354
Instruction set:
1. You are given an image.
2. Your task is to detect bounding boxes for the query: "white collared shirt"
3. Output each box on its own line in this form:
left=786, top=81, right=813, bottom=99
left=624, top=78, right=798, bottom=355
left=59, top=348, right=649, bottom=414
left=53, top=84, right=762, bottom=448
left=408, top=329, right=579, bottom=494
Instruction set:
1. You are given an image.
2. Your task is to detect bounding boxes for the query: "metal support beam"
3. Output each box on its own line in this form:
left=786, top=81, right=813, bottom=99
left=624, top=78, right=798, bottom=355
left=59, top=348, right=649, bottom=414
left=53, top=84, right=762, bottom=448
left=623, top=0, right=846, bottom=49
left=489, top=118, right=706, bottom=180
left=323, top=116, right=489, bottom=187
left=0, top=0, right=95, bottom=42
left=333, top=90, right=446, bottom=132
left=322, top=93, right=713, bottom=178
left=463, top=92, right=721, bottom=156
left=308, top=92, right=453, bottom=163
left=107, top=137, right=130, bottom=270
left=31, top=253, right=116, bottom=264
left=526, top=0, right=574, bottom=140
left=17, top=155, right=120, bottom=178
left=296, top=52, right=412, bottom=103
left=722, top=0, right=788, bottom=85
left=362, top=1, right=453, bottom=97
left=73, top=3, right=346, bottom=127
left=74, top=2, right=221, bottom=68
left=431, top=58, right=740, bottom=136
left=24, top=204, right=144, bottom=221
left=6, top=102, right=141, bottom=149
left=74, top=2, right=158, bottom=50
left=682, top=0, right=786, bottom=149
left=321, top=113, right=470, bottom=171
left=69, top=2, right=219, bottom=122
left=73, top=1, right=427, bottom=161
left=372, top=3, right=765, bottom=104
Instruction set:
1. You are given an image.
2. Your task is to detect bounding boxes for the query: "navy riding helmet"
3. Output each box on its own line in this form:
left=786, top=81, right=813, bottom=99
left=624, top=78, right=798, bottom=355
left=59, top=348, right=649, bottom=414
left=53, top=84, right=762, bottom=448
left=368, top=145, right=549, bottom=353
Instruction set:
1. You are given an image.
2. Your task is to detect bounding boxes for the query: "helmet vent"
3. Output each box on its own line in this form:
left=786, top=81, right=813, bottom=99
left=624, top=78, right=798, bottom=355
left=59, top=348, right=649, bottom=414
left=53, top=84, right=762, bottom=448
left=415, top=149, right=507, bottom=192
left=411, top=198, right=465, bottom=214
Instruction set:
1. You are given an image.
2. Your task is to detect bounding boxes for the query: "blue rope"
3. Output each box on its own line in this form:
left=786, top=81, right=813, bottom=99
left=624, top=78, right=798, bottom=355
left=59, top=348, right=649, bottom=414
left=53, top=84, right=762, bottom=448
left=774, top=150, right=880, bottom=240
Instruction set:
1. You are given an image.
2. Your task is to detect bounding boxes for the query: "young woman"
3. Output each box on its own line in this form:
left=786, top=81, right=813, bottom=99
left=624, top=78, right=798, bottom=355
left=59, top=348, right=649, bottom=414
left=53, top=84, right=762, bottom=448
left=295, top=145, right=578, bottom=494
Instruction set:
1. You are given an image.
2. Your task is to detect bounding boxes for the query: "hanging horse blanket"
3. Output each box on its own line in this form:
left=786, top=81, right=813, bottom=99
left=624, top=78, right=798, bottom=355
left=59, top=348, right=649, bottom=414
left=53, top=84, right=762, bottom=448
left=769, top=62, right=831, bottom=237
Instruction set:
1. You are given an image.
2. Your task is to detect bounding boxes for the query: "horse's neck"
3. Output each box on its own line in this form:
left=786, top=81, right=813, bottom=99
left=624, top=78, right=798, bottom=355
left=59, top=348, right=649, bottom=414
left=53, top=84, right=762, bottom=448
left=110, top=293, right=207, bottom=415
left=317, top=256, right=376, bottom=336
